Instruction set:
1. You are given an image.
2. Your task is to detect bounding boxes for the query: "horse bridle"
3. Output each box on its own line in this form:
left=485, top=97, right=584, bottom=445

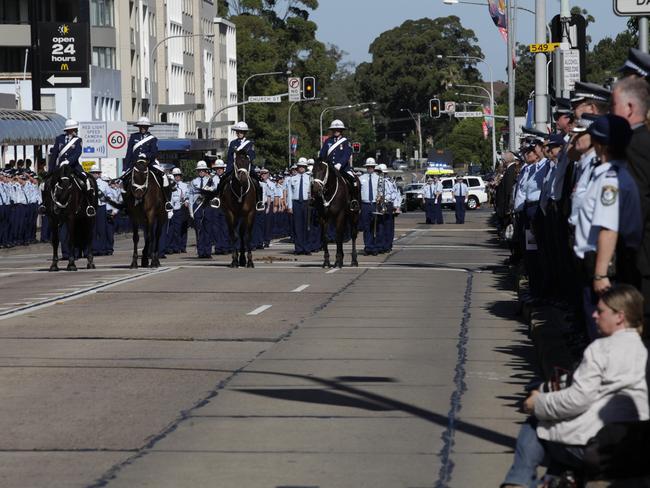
left=131, top=160, right=150, bottom=193
left=230, top=158, right=252, bottom=203
left=312, top=160, right=339, bottom=208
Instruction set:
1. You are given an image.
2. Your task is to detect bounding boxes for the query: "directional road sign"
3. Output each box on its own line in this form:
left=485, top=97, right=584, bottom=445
left=444, top=101, right=456, bottom=114
left=288, top=77, right=301, bottom=102
left=38, top=22, right=89, bottom=88
left=614, top=0, right=650, bottom=16
left=248, top=95, right=283, bottom=103
left=454, top=111, right=484, bottom=118
left=529, top=42, right=561, bottom=53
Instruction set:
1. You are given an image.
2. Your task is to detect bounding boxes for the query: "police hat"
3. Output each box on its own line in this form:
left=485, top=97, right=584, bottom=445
left=554, top=97, right=573, bottom=115
left=570, top=82, right=611, bottom=104
left=545, top=134, right=565, bottom=147
left=587, top=114, right=632, bottom=149
left=619, top=47, right=650, bottom=78
left=571, top=113, right=600, bottom=134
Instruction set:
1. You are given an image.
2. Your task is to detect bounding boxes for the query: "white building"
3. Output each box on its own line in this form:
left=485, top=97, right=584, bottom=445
left=0, top=0, right=238, bottom=170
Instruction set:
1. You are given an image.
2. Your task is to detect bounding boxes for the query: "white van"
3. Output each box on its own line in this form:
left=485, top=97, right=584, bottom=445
left=439, top=176, right=488, bottom=210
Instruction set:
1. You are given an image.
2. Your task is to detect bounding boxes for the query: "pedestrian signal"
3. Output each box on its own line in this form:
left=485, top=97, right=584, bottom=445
left=430, top=98, right=441, bottom=118
left=303, top=76, right=316, bottom=99
left=352, top=142, right=361, bottom=153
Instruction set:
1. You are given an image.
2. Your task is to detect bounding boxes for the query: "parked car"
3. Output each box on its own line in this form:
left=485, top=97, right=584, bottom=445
left=439, top=176, right=488, bottom=210
left=401, top=182, right=424, bottom=212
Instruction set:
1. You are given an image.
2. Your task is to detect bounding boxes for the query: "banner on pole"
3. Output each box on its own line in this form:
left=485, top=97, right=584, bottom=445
left=487, top=0, right=508, bottom=43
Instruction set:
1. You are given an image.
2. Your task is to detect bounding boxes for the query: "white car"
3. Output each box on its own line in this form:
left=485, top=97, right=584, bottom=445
left=439, top=176, right=488, bottom=210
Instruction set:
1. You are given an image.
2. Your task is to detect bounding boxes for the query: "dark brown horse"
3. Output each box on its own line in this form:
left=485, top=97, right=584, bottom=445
left=43, top=164, right=96, bottom=271
left=210, top=152, right=257, bottom=268
left=311, top=159, right=360, bottom=268
left=123, top=158, right=167, bottom=268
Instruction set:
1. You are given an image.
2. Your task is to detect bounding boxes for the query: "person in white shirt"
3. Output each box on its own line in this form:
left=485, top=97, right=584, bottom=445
left=452, top=176, right=469, bottom=224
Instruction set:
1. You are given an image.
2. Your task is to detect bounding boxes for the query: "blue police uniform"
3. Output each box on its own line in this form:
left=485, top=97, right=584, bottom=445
left=105, top=183, right=120, bottom=254
left=287, top=171, right=311, bottom=254
left=0, top=178, right=9, bottom=247
left=123, top=131, right=158, bottom=171
left=226, top=137, right=256, bottom=173
left=191, top=174, right=215, bottom=257
left=92, top=177, right=110, bottom=255
left=48, top=134, right=83, bottom=173
left=359, top=171, right=379, bottom=253
left=452, top=180, right=469, bottom=224
left=422, top=181, right=436, bottom=224
left=319, top=135, right=352, bottom=171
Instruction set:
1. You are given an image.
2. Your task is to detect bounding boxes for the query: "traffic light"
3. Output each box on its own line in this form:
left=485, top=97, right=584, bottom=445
left=303, top=76, right=316, bottom=99
left=352, top=142, right=361, bottom=153
left=429, top=98, right=441, bottom=118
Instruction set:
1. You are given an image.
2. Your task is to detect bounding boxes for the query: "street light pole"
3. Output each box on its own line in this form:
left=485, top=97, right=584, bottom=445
left=242, top=70, right=291, bottom=122
left=149, top=33, right=215, bottom=120
left=534, top=0, right=548, bottom=132
left=288, top=97, right=324, bottom=166
left=442, top=55, right=497, bottom=168
left=400, top=108, right=423, bottom=163
left=507, top=0, right=517, bottom=150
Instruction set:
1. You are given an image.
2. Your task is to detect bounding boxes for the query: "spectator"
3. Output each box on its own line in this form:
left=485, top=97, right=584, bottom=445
left=501, top=284, right=648, bottom=488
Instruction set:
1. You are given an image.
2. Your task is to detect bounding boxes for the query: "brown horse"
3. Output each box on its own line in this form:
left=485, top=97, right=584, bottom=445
left=123, top=158, right=167, bottom=268
left=311, top=159, right=360, bottom=268
left=43, top=164, right=96, bottom=271
left=215, top=152, right=257, bottom=268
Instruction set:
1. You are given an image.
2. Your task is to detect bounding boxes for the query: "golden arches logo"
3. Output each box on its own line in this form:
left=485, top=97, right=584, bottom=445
left=60, top=63, right=69, bottom=71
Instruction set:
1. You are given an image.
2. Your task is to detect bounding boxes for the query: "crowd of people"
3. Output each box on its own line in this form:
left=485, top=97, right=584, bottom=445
left=491, top=47, right=650, bottom=486
left=1, top=117, right=404, bottom=259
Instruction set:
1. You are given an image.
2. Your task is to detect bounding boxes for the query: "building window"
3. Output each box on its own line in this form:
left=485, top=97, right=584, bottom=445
left=0, top=0, right=29, bottom=24
left=91, top=47, right=116, bottom=69
left=90, top=0, right=114, bottom=27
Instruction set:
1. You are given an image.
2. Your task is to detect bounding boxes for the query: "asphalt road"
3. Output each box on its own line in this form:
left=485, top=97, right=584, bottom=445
left=0, top=208, right=532, bottom=488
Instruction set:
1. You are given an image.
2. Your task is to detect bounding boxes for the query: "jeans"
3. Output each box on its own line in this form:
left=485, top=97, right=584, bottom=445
left=502, top=419, right=585, bottom=487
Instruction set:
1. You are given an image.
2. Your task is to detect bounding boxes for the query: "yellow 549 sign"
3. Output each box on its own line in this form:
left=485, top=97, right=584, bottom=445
left=529, top=42, right=561, bottom=53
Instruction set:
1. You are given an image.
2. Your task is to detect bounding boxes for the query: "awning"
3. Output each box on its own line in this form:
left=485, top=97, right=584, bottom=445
left=158, top=138, right=222, bottom=152
left=0, top=109, right=66, bottom=145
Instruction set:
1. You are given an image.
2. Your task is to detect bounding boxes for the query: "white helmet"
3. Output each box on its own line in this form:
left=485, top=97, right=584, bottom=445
left=328, top=119, right=346, bottom=130
left=260, top=167, right=269, bottom=174
left=135, top=116, right=153, bottom=127
left=196, top=160, right=209, bottom=170
left=171, top=168, right=182, bottom=175
left=232, top=121, right=249, bottom=132
left=375, top=163, right=388, bottom=172
left=364, top=157, right=377, bottom=167
left=64, top=119, right=78, bottom=131
left=213, top=159, right=226, bottom=168
left=298, top=157, right=308, bottom=164
left=89, top=164, right=101, bottom=173
left=307, top=158, right=315, bottom=165
left=296, top=159, right=308, bottom=167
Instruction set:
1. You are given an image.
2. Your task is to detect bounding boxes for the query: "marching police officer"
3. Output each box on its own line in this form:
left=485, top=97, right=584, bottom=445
left=46, top=119, right=96, bottom=217
left=319, top=119, right=359, bottom=210
left=190, top=161, right=214, bottom=258
left=422, top=177, right=435, bottom=224
left=170, top=167, right=190, bottom=254
left=287, top=159, right=311, bottom=255
left=89, top=165, right=110, bottom=255
left=452, top=176, right=469, bottom=224
left=359, top=157, right=379, bottom=254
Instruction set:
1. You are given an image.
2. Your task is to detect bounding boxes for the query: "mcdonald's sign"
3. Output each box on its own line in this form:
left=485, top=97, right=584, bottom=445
left=60, top=63, right=69, bottom=71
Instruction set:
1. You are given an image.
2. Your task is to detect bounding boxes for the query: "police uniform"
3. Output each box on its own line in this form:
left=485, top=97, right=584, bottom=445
left=104, top=180, right=120, bottom=254
left=191, top=166, right=215, bottom=258
left=422, top=180, right=435, bottom=224
left=91, top=170, right=110, bottom=255
left=359, top=161, right=379, bottom=254
left=452, top=178, right=469, bottom=224
left=48, top=133, right=83, bottom=174
left=226, top=136, right=256, bottom=173
left=123, top=129, right=158, bottom=171
left=287, top=166, right=311, bottom=254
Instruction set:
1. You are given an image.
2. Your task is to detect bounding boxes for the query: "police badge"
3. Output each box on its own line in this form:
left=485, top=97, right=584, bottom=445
left=601, top=185, right=618, bottom=206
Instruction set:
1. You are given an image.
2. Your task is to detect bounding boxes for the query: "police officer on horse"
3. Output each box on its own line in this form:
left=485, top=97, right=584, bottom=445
left=121, top=116, right=173, bottom=214
left=44, top=119, right=97, bottom=217
left=214, top=121, right=265, bottom=212
left=319, top=119, right=360, bottom=210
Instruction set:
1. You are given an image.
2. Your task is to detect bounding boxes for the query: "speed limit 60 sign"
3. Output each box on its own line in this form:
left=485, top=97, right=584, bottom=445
left=107, top=121, right=128, bottom=158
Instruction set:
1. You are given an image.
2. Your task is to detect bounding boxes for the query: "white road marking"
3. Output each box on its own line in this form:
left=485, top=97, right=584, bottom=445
left=247, top=304, right=272, bottom=316
left=291, top=284, right=310, bottom=292
left=0, top=267, right=177, bottom=321
left=326, top=268, right=338, bottom=274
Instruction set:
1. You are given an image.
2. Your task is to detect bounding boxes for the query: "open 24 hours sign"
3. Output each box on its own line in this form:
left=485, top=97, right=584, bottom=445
left=38, top=22, right=90, bottom=88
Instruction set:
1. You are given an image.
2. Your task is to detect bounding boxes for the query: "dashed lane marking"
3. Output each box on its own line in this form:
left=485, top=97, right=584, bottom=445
left=247, top=304, right=272, bottom=316
left=326, top=268, right=339, bottom=274
left=291, top=284, right=310, bottom=292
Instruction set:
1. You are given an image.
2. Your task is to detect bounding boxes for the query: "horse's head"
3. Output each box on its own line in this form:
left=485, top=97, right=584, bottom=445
left=310, top=159, right=329, bottom=197
left=51, top=163, right=74, bottom=210
left=131, top=158, right=149, bottom=199
left=234, top=151, right=251, bottom=185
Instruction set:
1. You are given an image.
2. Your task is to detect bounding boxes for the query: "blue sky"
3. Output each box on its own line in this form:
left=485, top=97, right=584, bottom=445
left=310, top=1, right=630, bottom=81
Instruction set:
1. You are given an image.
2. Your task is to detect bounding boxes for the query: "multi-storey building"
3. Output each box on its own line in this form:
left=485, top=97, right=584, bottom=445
left=0, top=0, right=238, bottom=167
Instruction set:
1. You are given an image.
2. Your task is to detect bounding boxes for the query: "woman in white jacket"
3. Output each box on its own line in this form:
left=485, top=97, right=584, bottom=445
left=502, top=284, right=649, bottom=488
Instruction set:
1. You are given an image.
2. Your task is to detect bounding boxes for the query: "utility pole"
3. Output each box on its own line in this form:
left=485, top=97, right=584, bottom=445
left=534, top=0, right=548, bottom=131
left=640, top=17, right=649, bottom=53
left=506, top=0, right=517, bottom=150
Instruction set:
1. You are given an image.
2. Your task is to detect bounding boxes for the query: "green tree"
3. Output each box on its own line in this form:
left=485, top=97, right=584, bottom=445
left=585, top=31, right=637, bottom=84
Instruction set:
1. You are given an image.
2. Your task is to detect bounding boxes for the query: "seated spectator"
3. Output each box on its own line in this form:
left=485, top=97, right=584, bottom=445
left=501, top=284, right=649, bottom=488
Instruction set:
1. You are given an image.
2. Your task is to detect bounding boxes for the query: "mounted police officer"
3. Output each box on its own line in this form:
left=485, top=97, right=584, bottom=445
left=319, top=119, right=360, bottom=210
left=45, top=119, right=97, bottom=217
left=121, top=116, right=173, bottom=214
left=215, top=121, right=265, bottom=212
